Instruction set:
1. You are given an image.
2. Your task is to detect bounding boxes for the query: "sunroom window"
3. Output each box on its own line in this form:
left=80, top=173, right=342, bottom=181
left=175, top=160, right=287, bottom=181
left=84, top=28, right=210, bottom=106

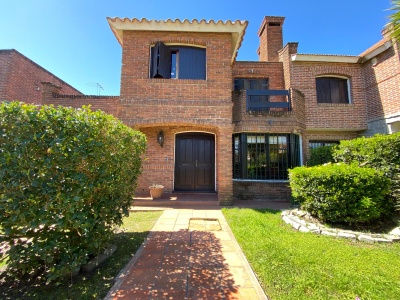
left=316, top=76, right=350, bottom=104
left=233, top=133, right=301, bottom=180
left=309, top=140, right=339, bottom=150
left=150, top=42, right=206, bottom=80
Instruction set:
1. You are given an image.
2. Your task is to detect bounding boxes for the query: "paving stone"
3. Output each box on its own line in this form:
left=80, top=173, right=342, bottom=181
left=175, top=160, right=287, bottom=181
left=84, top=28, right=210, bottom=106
left=307, top=223, right=319, bottom=231
left=321, top=230, right=337, bottom=237
left=358, top=235, right=375, bottom=244
left=299, top=226, right=310, bottom=233
left=338, top=232, right=356, bottom=240
left=282, top=215, right=291, bottom=224
left=374, top=237, right=392, bottom=243
left=384, top=234, right=400, bottom=242
left=290, top=221, right=301, bottom=230
left=389, top=227, right=400, bottom=236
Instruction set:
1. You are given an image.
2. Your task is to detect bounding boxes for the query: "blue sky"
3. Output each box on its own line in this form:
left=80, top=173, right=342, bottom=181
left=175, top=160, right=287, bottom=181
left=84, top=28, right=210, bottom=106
left=0, top=1, right=393, bottom=95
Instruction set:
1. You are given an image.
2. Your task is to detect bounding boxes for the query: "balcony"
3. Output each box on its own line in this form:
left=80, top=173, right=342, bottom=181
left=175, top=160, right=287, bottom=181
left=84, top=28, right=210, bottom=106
left=245, top=89, right=291, bottom=113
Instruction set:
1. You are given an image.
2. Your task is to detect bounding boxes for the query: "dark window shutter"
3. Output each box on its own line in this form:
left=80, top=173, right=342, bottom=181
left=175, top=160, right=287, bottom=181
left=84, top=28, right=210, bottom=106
left=316, top=78, right=331, bottom=103
left=330, top=79, right=341, bottom=103
left=178, top=47, right=206, bottom=79
left=316, top=77, right=349, bottom=103
left=337, top=79, right=349, bottom=103
left=151, top=41, right=171, bottom=79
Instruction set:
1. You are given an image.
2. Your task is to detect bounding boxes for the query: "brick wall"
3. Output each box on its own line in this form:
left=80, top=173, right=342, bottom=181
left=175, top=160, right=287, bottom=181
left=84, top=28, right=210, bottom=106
left=232, top=89, right=305, bottom=134
left=233, top=181, right=291, bottom=201
left=278, top=42, right=299, bottom=89
left=363, top=41, right=400, bottom=121
left=290, top=61, right=367, bottom=131
left=119, top=30, right=234, bottom=204
left=257, top=17, right=285, bottom=62
left=41, top=82, right=120, bottom=117
left=0, top=50, right=82, bottom=105
left=233, top=61, right=285, bottom=89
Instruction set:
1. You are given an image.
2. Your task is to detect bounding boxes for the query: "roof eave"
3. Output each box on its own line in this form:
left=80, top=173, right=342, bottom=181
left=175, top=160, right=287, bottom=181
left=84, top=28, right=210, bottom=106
left=360, top=40, right=393, bottom=62
left=107, top=17, right=248, bottom=64
left=291, top=54, right=360, bottom=64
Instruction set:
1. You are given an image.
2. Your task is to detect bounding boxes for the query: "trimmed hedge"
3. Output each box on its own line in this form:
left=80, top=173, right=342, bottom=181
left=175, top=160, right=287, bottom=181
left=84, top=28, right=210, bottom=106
left=0, top=102, right=146, bottom=282
left=334, top=133, right=400, bottom=211
left=289, top=164, right=391, bottom=224
left=307, top=145, right=336, bottom=166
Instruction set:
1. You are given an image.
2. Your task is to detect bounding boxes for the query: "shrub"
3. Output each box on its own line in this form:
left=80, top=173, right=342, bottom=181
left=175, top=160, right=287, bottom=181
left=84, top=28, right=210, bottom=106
left=333, top=133, right=400, bottom=211
left=0, top=102, right=146, bottom=282
left=307, top=145, right=336, bottom=166
left=289, top=164, right=391, bottom=224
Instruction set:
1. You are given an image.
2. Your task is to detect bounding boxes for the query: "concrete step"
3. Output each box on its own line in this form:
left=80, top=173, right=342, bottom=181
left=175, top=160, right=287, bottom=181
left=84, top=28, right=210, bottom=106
left=132, top=193, right=219, bottom=207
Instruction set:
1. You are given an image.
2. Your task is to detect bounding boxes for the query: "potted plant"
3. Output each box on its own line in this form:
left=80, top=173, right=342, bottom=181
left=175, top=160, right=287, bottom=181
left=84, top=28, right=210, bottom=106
left=149, top=184, right=164, bottom=199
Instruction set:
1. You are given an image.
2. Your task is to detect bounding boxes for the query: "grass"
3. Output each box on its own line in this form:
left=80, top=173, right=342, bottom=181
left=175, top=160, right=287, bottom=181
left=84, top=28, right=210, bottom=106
left=222, top=208, right=400, bottom=300
left=0, top=210, right=162, bottom=300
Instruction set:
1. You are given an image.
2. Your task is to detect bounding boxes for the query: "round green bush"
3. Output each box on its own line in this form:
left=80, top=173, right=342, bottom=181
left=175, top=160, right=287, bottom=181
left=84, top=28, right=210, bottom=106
left=289, top=163, right=392, bottom=224
left=307, top=145, right=336, bottom=166
left=333, top=133, right=400, bottom=211
left=0, top=102, right=146, bottom=282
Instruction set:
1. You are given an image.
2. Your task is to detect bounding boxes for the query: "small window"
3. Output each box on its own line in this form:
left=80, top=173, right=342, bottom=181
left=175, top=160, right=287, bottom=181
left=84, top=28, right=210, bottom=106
left=309, top=141, right=339, bottom=150
left=234, top=78, right=269, bottom=91
left=234, top=78, right=270, bottom=112
left=316, top=77, right=350, bottom=104
left=150, top=42, right=206, bottom=80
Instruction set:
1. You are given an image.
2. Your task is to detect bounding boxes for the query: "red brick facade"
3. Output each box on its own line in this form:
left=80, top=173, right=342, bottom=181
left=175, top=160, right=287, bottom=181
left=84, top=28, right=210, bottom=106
left=0, top=49, right=82, bottom=104
left=11, top=16, right=400, bottom=204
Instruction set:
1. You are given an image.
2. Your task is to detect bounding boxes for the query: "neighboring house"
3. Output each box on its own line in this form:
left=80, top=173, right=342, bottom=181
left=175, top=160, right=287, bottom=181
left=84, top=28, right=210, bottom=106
left=0, top=49, right=82, bottom=104
left=16, top=16, right=400, bottom=205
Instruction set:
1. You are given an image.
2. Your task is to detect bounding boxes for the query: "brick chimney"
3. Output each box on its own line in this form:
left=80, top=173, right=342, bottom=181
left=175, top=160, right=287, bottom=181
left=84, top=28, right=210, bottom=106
left=257, top=16, right=285, bottom=62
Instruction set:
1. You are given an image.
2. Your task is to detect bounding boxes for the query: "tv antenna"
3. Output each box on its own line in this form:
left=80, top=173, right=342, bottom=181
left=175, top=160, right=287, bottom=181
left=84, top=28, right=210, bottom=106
left=87, top=82, right=104, bottom=95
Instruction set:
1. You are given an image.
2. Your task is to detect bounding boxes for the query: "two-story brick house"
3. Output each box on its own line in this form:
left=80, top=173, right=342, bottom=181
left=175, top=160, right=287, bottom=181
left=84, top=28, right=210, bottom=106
left=35, top=16, right=400, bottom=205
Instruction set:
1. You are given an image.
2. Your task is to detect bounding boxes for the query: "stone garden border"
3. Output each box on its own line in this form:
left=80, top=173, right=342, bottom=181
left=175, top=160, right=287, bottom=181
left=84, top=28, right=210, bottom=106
left=281, top=209, right=400, bottom=244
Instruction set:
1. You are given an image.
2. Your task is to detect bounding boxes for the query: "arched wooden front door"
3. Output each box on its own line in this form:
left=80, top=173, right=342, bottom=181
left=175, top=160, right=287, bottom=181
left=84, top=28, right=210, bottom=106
left=174, top=133, right=215, bottom=191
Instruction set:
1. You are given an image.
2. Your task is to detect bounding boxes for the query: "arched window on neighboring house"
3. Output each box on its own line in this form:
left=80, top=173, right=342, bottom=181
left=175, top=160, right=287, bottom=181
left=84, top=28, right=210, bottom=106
left=315, top=76, right=351, bottom=104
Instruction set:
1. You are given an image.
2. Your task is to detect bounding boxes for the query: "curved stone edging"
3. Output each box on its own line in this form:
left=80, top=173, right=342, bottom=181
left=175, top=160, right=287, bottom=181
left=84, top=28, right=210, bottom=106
left=281, top=209, right=400, bottom=244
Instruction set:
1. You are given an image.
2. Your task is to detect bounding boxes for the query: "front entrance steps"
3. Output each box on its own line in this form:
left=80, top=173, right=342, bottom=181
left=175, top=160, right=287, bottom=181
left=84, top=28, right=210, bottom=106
left=132, top=192, right=219, bottom=207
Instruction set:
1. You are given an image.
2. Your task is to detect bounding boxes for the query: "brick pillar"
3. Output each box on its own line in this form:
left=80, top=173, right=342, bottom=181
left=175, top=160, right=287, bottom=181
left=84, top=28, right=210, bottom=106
left=257, top=16, right=285, bottom=62
left=217, top=126, right=234, bottom=205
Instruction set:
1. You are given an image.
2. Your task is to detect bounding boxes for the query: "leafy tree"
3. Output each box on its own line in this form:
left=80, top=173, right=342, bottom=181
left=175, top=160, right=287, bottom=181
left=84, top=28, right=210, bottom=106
left=387, top=0, right=400, bottom=41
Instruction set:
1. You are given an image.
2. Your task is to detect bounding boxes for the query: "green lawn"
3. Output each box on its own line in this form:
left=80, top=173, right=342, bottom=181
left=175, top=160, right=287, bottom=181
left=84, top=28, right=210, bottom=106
left=223, top=208, right=400, bottom=300
left=0, top=210, right=162, bottom=300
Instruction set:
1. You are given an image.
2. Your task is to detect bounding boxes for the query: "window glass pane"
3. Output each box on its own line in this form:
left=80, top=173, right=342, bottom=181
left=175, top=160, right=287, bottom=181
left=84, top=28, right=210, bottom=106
left=150, top=44, right=205, bottom=80
left=233, top=133, right=299, bottom=180
left=171, top=52, right=177, bottom=78
left=246, top=135, right=266, bottom=179
left=309, top=141, right=339, bottom=149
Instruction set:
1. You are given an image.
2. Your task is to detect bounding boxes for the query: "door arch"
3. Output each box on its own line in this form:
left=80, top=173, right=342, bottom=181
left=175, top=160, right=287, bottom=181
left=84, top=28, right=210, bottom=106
left=174, top=133, right=215, bottom=191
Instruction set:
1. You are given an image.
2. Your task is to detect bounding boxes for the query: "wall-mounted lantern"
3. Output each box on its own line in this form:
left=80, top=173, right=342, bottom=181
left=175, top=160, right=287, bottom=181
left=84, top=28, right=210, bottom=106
left=157, top=130, right=164, bottom=147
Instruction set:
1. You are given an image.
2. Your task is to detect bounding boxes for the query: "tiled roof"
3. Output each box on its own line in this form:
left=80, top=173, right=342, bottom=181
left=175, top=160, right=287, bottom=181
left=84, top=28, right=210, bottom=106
left=107, top=18, right=248, bottom=64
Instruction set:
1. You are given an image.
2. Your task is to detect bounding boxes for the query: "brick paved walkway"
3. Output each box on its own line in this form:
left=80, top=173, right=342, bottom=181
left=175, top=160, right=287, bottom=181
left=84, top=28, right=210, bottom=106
left=105, top=208, right=269, bottom=299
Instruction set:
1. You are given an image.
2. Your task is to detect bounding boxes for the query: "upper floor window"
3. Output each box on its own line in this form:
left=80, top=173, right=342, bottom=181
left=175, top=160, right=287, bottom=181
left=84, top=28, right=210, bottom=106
left=316, top=76, right=350, bottom=104
left=150, top=42, right=206, bottom=80
left=234, top=78, right=269, bottom=91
